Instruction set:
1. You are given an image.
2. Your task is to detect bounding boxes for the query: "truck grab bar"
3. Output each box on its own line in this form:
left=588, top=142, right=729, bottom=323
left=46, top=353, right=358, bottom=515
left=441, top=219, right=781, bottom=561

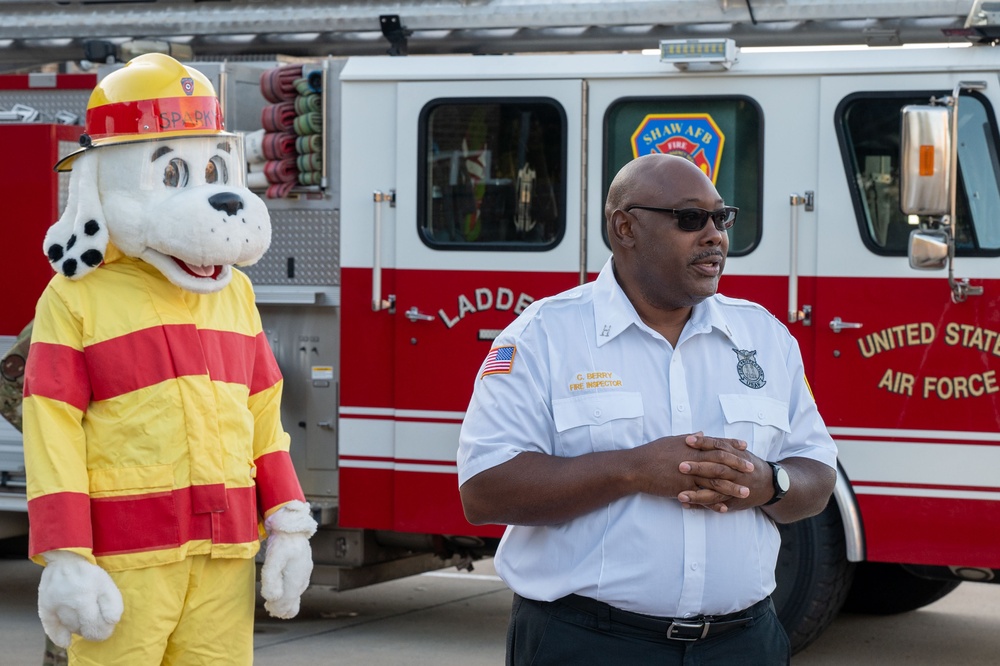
left=945, top=81, right=987, bottom=303
left=787, top=192, right=813, bottom=325
left=372, top=189, right=395, bottom=313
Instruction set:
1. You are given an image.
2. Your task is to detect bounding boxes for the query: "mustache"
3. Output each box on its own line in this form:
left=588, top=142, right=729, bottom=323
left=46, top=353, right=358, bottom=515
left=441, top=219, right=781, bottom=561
left=690, top=249, right=725, bottom=263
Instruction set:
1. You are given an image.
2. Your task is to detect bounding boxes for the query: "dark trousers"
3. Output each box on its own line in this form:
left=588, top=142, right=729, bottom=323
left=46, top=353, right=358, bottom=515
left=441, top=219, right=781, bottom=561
left=506, top=594, right=790, bottom=666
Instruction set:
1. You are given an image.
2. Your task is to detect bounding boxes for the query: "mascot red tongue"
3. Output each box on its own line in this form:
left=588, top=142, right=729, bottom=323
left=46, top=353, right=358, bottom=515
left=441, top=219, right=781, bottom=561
left=23, top=53, right=316, bottom=664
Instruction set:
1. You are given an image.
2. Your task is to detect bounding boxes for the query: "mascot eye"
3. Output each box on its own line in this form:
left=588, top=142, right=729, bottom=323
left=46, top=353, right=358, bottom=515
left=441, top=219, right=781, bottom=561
left=163, top=159, right=190, bottom=188
left=206, top=156, right=229, bottom=185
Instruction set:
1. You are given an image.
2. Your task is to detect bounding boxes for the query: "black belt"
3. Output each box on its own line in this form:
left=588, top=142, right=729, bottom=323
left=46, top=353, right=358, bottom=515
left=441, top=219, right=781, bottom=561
left=549, top=594, right=768, bottom=642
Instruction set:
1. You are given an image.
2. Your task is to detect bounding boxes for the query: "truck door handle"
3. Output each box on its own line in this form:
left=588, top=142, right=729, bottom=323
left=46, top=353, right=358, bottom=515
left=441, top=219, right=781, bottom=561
left=830, top=317, right=863, bottom=333
left=404, top=307, right=436, bottom=322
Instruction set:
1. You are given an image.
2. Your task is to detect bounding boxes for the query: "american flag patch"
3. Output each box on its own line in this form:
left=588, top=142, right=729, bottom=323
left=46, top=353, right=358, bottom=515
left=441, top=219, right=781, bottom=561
left=481, top=345, right=516, bottom=378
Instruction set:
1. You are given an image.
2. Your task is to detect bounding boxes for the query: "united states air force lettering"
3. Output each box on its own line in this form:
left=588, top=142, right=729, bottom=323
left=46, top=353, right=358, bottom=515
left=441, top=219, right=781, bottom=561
left=857, top=322, right=1000, bottom=400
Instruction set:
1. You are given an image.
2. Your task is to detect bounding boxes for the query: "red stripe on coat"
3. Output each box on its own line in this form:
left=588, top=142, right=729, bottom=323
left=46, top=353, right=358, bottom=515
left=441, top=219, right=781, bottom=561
left=90, top=485, right=259, bottom=556
left=28, top=491, right=93, bottom=556
left=254, top=450, right=305, bottom=512
left=23, top=343, right=91, bottom=412
left=198, top=328, right=257, bottom=386
left=86, top=325, right=261, bottom=400
left=28, top=486, right=262, bottom=559
left=26, top=327, right=277, bottom=405
left=250, top=332, right=282, bottom=396
left=87, top=325, right=207, bottom=400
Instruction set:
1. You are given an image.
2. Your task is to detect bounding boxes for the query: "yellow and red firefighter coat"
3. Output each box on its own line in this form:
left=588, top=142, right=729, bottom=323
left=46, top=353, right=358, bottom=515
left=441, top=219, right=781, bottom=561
left=23, top=248, right=304, bottom=572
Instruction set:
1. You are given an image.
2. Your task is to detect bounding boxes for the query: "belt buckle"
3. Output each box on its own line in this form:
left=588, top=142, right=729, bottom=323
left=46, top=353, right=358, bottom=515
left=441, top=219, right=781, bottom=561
left=666, top=619, right=710, bottom=641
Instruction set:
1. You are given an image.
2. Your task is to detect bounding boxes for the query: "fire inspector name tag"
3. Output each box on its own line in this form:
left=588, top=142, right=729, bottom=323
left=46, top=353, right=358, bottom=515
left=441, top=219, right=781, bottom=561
left=733, top=348, right=766, bottom=389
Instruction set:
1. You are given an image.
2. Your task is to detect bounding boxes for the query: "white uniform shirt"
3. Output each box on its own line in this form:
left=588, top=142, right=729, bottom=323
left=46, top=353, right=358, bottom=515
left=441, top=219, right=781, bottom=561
left=458, top=257, right=838, bottom=618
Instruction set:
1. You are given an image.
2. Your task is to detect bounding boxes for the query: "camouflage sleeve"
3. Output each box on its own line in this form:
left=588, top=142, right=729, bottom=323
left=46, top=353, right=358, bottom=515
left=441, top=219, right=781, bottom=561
left=0, top=320, right=32, bottom=433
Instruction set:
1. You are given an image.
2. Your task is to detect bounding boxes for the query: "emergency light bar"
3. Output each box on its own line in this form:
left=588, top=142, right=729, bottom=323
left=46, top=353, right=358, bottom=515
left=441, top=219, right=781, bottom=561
left=659, top=38, right=738, bottom=71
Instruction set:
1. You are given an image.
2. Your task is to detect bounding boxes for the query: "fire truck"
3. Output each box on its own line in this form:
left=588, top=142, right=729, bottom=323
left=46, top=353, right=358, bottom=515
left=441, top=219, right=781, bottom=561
left=1, top=0, right=999, bottom=654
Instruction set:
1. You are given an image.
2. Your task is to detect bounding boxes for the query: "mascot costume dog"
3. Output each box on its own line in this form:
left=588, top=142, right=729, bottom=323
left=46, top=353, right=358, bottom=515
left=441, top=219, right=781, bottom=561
left=22, top=53, right=317, bottom=665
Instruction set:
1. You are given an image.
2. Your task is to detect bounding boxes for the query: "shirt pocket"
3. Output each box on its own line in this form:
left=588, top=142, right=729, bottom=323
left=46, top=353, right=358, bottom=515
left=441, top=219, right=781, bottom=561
left=718, top=394, right=790, bottom=460
left=552, top=391, right=644, bottom=455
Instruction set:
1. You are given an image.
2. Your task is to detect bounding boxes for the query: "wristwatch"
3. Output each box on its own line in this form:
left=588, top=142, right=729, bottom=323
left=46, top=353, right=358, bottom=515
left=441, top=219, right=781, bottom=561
left=764, top=461, right=790, bottom=506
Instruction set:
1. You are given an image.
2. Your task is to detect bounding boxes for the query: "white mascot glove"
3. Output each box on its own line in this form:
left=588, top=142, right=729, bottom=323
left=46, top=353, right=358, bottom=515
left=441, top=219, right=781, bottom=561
left=38, top=550, right=124, bottom=648
left=260, top=500, right=317, bottom=619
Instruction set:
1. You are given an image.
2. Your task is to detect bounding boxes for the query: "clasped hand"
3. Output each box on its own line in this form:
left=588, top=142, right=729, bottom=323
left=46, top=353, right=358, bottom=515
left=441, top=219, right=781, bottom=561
left=632, top=432, right=764, bottom=513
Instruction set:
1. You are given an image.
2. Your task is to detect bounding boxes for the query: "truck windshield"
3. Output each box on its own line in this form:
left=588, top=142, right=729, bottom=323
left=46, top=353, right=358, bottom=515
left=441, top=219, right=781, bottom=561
left=838, top=92, right=1000, bottom=256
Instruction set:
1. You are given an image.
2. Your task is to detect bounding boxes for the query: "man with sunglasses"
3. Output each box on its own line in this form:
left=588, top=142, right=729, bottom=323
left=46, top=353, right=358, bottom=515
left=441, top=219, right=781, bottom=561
left=458, top=153, right=837, bottom=665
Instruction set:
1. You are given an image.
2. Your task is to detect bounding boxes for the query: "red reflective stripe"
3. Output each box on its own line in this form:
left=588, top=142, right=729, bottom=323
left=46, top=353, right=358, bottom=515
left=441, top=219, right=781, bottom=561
left=91, top=485, right=258, bottom=556
left=198, top=328, right=256, bottom=386
left=86, top=325, right=258, bottom=400
left=87, top=325, right=203, bottom=400
left=86, top=96, right=224, bottom=139
left=23, top=342, right=91, bottom=411
left=250, top=331, right=282, bottom=395
left=254, top=450, right=304, bottom=512
left=28, top=491, right=93, bottom=556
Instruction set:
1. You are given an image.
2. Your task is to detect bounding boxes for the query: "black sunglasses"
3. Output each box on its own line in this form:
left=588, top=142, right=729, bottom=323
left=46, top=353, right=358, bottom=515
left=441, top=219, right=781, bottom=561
left=626, top=205, right=738, bottom=232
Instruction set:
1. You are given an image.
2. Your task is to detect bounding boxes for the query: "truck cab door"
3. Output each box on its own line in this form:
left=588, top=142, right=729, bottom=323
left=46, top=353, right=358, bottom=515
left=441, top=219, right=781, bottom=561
left=813, top=73, right=1000, bottom=567
left=339, top=74, right=583, bottom=536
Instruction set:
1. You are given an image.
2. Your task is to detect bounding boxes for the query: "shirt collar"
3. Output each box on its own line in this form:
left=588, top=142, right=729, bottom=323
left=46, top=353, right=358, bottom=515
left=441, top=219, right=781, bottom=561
left=592, top=257, right=740, bottom=348
left=592, top=258, right=638, bottom=347
left=682, top=293, right=741, bottom=348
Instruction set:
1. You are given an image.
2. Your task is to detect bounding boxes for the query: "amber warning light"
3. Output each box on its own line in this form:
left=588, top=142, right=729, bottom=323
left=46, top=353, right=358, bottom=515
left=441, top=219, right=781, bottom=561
left=919, top=145, right=936, bottom=176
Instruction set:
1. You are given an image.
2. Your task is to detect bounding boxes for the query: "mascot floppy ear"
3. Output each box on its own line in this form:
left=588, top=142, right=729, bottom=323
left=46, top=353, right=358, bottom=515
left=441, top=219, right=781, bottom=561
left=43, top=151, right=109, bottom=280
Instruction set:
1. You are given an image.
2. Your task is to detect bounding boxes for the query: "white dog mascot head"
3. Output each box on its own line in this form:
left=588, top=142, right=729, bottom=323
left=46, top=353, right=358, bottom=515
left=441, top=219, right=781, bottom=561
left=44, top=53, right=270, bottom=294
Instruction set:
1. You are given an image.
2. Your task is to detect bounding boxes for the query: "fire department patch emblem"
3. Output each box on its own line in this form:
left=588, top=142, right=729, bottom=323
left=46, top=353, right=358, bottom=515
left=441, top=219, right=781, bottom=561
left=630, top=113, right=725, bottom=183
left=181, top=77, right=194, bottom=95
left=733, top=348, right=766, bottom=389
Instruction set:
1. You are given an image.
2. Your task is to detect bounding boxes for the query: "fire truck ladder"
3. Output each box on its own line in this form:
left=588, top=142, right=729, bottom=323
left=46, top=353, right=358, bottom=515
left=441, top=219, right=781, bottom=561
left=0, top=0, right=986, bottom=72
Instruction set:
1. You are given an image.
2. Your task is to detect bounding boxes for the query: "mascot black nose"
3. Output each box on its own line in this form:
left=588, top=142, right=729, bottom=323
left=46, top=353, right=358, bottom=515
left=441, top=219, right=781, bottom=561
left=209, top=192, right=245, bottom=216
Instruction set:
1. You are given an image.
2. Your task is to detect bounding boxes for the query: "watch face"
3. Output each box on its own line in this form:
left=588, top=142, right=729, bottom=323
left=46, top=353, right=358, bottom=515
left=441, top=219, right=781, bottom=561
left=775, top=465, right=790, bottom=492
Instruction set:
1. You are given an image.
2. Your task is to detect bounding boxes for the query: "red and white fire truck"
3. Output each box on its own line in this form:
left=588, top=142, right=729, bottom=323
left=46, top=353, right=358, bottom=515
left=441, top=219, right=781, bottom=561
left=2, top=5, right=1000, bottom=653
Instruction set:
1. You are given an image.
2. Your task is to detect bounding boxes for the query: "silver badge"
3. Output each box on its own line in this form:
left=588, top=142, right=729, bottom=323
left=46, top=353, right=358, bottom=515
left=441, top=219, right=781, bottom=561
left=732, top=348, right=766, bottom=389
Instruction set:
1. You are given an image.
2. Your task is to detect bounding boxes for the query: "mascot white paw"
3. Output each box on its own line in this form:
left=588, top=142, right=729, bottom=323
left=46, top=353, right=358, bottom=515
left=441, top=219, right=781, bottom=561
left=38, top=550, right=124, bottom=648
left=260, top=500, right=317, bottom=619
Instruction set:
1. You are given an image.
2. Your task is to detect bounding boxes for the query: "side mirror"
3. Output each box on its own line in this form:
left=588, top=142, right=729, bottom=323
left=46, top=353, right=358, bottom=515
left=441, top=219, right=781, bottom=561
left=908, top=228, right=949, bottom=270
left=900, top=105, right=951, bottom=216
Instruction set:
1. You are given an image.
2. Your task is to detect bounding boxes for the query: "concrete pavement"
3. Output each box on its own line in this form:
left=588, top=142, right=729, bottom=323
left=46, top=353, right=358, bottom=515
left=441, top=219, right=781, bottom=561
left=0, top=547, right=512, bottom=666
left=3, top=543, right=1000, bottom=665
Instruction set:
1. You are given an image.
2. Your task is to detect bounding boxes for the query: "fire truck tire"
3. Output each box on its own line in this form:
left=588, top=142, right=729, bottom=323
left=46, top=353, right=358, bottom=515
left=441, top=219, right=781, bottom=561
left=772, top=500, right=856, bottom=655
left=840, top=562, right=961, bottom=615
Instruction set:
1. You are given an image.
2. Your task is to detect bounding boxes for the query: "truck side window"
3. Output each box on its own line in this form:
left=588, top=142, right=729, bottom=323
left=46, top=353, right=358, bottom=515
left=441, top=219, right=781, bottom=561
left=603, top=97, right=763, bottom=256
left=838, top=92, right=1000, bottom=256
left=418, top=99, right=566, bottom=250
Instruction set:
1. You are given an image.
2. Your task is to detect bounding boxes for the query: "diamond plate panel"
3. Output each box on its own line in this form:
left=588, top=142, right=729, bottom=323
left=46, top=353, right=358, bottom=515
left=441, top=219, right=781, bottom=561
left=57, top=139, right=78, bottom=212
left=243, top=208, right=339, bottom=285
left=0, top=90, right=88, bottom=123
